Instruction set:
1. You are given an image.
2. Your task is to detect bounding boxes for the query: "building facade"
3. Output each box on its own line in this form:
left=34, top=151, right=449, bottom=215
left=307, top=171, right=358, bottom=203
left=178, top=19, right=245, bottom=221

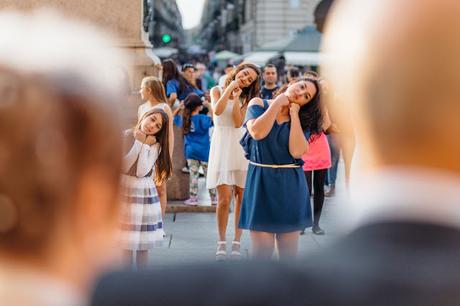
left=144, top=0, right=185, bottom=48
left=197, top=0, right=322, bottom=54
left=240, top=0, right=321, bottom=53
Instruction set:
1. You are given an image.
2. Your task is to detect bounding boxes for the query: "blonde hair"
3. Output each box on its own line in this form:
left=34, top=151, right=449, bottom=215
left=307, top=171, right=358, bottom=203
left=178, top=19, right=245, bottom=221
left=142, top=76, right=168, bottom=103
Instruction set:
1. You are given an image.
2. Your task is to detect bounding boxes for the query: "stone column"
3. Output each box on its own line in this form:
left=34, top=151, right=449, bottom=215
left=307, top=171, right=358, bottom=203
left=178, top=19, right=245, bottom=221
left=0, top=0, right=190, bottom=200
left=167, top=126, right=189, bottom=201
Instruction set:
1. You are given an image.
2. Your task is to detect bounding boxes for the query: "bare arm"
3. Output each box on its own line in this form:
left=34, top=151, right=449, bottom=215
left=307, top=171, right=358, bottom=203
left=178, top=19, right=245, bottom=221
left=246, top=94, right=289, bottom=140
left=172, top=101, right=184, bottom=117
left=288, top=104, right=309, bottom=158
left=212, top=81, right=238, bottom=116
left=321, top=103, right=332, bottom=131
left=232, top=101, right=247, bottom=128
left=167, top=93, right=177, bottom=108
left=231, top=87, right=246, bottom=128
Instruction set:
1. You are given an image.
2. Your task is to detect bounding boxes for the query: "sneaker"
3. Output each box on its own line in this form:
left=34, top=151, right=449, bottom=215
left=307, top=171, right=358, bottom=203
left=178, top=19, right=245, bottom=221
left=216, top=241, right=227, bottom=261
left=312, top=225, right=325, bottom=235
left=210, top=195, right=218, bottom=205
left=230, top=241, right=242, bottom=260
left=184, top=197, right=198, bottom=206
left=325, top=185, right=336, bottom=197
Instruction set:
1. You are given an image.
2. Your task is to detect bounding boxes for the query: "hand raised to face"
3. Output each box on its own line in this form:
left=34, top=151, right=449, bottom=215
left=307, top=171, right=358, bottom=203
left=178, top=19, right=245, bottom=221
left=273, top=93, right=290, bottom=108
left=134, top=129, right=147, bottom=143
left=289, top=103, right=301, bottom=115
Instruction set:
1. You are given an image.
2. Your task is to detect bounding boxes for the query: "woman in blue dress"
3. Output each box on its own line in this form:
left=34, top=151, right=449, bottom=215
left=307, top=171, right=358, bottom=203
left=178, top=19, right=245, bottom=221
left=239, top=77, right=323, bottom=259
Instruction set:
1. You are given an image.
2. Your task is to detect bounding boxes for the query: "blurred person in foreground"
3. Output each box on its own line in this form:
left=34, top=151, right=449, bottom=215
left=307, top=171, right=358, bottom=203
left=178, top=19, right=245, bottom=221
left=91, top=0, right=460, bottom=305
left=0, top=10, right=126, bottom=306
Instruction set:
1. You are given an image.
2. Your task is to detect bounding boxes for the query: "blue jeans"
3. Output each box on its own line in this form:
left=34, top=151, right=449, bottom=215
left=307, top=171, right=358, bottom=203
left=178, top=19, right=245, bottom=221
left=327, top=134, right=340, bottom=186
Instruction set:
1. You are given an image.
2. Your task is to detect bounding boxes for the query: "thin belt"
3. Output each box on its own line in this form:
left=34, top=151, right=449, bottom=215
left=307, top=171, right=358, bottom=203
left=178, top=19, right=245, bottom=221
left=249, top=161, right=300, bottom=169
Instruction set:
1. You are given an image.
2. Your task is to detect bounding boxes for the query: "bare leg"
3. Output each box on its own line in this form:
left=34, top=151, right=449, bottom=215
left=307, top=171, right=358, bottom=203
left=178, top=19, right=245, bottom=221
left=156, top=182, right=167, bottom=218
left=136, top=250, right=149, bottom=269
left=123, top=250, right=134, bottom=268
left=250, top=230, right=275, bottom=260
left=276, top=231, right=301, bottom=260
left=233, top=185, right=244, bottom=242
left=216, top=185, right=232, bottom=241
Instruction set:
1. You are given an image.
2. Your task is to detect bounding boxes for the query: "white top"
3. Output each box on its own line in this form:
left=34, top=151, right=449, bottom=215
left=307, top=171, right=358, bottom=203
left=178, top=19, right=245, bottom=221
left=218, top=74, right=228, bottom=88
left=349, top=167, right=460, bottom=230
left=123, top=139, right=160, bottom=178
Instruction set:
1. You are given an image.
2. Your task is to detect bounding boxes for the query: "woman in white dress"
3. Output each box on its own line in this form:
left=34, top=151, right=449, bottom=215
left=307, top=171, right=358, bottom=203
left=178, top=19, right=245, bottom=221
left=207, top=62, right=261, bottom=260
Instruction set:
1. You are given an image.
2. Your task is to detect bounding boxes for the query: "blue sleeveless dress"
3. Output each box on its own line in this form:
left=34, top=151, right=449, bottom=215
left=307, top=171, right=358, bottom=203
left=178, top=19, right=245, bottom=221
left=239, top=100, right=312, bottom=233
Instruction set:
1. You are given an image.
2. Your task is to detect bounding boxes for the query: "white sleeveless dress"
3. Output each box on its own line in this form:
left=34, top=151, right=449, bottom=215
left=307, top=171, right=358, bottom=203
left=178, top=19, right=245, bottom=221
left=207, top=86, right=248, bottom=189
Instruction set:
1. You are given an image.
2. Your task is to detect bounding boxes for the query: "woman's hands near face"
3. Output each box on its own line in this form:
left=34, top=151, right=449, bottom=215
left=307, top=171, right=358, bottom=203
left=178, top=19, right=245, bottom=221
left=134, top=129, right=147, bottom=143
left=233, top=87, right=242, bottom=99
left=229, top=80, right=240, bottom=90
left=273, top=93, right=290, bottom=108
left=289, top=103, right=301, bottom=114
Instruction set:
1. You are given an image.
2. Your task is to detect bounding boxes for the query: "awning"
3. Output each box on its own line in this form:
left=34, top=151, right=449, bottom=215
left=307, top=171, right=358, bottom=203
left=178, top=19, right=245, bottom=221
left=145, top=49, right=161, bottom=64
left=284, top=52, right=323, bottom=66
left=243, top=51, right=277, bottom=66
left=152, top=47, right=178, bottom=58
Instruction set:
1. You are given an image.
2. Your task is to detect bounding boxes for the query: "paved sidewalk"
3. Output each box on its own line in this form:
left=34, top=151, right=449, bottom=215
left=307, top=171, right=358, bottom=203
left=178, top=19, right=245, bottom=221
left=151, top=160, right=350, bottom=266
left=150, top=191, right=350, bottom=267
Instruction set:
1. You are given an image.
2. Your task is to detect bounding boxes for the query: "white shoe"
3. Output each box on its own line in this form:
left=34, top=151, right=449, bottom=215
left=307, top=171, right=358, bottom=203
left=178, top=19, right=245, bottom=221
left=216, top=241, right=227, bottom=261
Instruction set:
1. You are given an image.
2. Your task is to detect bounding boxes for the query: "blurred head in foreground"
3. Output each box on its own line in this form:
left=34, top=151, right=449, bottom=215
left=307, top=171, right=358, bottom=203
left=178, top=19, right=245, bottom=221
left=322, top=0, right=460, bottom=175
left=0, top=10, right=126, bottom=304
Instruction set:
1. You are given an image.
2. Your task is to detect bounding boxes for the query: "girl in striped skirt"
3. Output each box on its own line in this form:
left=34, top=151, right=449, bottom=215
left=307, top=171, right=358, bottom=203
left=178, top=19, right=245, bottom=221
left=121, top=108, right=172, bottom=269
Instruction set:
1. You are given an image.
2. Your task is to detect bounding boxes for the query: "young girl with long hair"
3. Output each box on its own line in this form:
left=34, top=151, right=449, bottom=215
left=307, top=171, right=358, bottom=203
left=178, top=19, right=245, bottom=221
left=207, top=61, right=261, bottom=260
left=178, top=93, right=217, bottom=205
left=121, top=108, right=172, bottom=269
left=239, top=77, right=321, bottom=260
left=138, top=76, right=174, bottom=219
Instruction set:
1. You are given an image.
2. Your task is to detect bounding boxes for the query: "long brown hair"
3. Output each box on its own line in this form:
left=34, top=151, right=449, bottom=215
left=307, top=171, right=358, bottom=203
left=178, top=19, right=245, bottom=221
left=224, top=61, right=261, bottom=107
left=136, top=109, right=172, bottom=184
left=273, top=77, right=323, bottom=134
left=142, top=76, right=167, bottom=103
left=182, top=93, right=203, bottom=135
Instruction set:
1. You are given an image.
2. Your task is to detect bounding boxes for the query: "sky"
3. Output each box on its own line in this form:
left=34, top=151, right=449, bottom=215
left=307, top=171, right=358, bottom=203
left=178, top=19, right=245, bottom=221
left=176, top=0, right=206, bottom=30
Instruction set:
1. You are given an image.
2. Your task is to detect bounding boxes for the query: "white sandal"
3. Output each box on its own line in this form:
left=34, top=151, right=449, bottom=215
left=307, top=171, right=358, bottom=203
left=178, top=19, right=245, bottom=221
left=230, top=241, right=242, bottom=259
left=216, top=241, right=227, bottom=261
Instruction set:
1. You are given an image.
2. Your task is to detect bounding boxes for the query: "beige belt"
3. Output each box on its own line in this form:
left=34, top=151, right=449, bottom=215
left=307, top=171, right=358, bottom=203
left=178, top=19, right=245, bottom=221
left=249, top=161, right=300, bottom=169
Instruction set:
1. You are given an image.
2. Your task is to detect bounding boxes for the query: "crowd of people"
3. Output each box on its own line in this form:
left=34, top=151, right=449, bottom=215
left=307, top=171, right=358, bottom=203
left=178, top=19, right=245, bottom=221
left=5, top=0, right=460, bottom=304
left=127, top=52, right=345, bottom=264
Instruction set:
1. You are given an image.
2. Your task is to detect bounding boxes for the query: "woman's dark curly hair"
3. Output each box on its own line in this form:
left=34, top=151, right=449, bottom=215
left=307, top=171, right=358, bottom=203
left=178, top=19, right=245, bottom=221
left=182, top=93, right=203, bottom=135
left=273, top=77, right=323, bottom=136
left=224, top=61, right=261, bottom=108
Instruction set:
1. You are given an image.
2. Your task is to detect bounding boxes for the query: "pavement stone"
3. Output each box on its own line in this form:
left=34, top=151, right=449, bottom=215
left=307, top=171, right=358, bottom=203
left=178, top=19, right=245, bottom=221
left=151, top=160, right=350, bottom=266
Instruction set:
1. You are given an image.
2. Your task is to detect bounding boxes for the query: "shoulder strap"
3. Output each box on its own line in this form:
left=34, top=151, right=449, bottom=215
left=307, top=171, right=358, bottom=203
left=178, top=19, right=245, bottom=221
left=262, top=99, right=269, bottom=109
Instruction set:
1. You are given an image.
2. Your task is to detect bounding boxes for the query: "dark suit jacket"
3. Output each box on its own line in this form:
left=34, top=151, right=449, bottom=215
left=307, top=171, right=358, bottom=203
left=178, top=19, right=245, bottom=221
left=91, top=222, right=460, bottom=306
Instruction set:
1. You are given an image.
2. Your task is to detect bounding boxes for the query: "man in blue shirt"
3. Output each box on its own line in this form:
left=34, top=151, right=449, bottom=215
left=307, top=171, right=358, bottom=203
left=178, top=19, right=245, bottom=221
left=260, top=64, right=279, bottom=99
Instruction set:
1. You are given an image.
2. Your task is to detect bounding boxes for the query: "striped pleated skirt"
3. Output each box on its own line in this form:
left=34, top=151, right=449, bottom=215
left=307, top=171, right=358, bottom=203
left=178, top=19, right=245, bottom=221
left=120, top=174, right=164, bottom=250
